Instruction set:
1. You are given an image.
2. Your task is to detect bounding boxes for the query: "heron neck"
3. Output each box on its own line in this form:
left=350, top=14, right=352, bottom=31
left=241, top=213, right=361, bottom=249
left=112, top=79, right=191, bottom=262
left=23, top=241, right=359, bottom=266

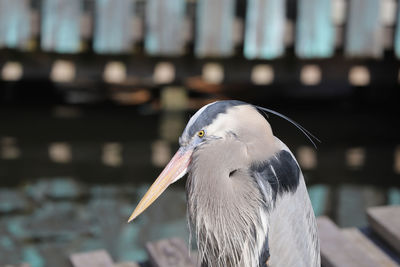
left=267, top=177, right=320, bottom=267
left=187, top=138, right=266, bottom=267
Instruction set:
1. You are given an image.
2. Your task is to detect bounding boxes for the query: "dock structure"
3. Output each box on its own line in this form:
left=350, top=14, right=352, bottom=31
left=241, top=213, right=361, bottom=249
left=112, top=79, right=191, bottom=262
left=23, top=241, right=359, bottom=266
left=69, top=238, right=197, bottom=267
left=66, top=205, right=400, bottom=267
left=318, top=206, right=400, bottom=267
left=0, top=0, right=400, bottom=111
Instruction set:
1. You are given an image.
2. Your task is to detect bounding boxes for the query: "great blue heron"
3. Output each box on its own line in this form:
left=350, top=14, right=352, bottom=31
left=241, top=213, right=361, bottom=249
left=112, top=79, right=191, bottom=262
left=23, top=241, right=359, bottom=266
left=129, top=100, right=320, bottom=267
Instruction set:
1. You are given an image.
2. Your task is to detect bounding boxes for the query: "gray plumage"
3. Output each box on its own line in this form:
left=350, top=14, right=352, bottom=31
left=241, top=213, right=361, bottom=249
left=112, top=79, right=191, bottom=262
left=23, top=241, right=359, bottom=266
left=181, top=101, right=320, bottom=267
left=129, top=100, right=320, bottom=267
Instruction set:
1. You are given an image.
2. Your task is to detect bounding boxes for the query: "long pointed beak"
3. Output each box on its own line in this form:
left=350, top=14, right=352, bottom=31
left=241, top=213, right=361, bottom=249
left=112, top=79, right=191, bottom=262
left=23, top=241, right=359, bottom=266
left=128, top=147, right=193, bottom=222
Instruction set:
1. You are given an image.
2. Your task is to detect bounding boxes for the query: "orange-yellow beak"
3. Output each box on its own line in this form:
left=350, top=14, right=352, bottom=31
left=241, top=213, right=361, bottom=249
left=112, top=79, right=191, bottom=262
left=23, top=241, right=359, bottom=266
left=128, top=147, right=192, bottom=222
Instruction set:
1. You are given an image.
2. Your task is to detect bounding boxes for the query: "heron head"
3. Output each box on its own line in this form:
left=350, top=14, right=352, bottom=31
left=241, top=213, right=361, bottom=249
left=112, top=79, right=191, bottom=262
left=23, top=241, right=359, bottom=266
left=128, top=100, right=277, bottom=222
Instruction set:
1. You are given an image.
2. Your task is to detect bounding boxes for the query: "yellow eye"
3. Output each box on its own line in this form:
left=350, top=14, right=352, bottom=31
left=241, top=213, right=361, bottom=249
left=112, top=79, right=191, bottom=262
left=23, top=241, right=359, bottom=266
left=197, top=130, right=205, bottom=138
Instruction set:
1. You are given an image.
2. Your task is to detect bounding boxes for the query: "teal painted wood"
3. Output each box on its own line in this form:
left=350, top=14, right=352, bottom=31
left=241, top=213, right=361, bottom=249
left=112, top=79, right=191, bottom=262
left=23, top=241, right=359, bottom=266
left=0, top=0, right=31, bottom=49
left=296, top=0, right=335, bottom=59
left=93, top=0, right=135, bottom=54
left=195, top=0, right=236, bottom=57
left=395, top=7, right=400, bottom=58
left=244, top=0, right=286, bottom=60
left=41, top=0, right=82, bottom=53
left=145, top=0, right=186, bottom=56
left=388, top=187, right=400, bottom=205
left=308, top=184, right=328, bottom=216
left=345, top=0, right=383, bottom=58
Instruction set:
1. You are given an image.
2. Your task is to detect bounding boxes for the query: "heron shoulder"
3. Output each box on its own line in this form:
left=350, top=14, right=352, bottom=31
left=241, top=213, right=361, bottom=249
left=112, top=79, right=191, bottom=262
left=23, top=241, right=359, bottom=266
left=250, top=143, right=301, bottom=203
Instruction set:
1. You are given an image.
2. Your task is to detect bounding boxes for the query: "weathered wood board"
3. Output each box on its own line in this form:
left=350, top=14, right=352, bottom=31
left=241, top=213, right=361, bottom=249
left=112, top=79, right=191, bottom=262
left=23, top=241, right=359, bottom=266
left=41, top=0, right=82, bottom=53
left=145, top=0, right=186, bottom=56
left=146, top=238, right=197, bottom=267
left=367, top=206, right=400, bottom=254
left=114, top=262, right=140, bottom=267
left=296, top=0, right=335, bottom=58
left=195, top=0, right=236, bottom=57
left=317, top=216, right=378, bottom=267
left=342, top=228, right=399, bottom=267
left=395, top=6, right=400, bottom=59
left=93, top=0, right=135, bottom=54
left=244, top=0, right=286, bottom=59
left=345, top=0, right=383, bottom=58
left=70, top=249, right=114, bottom=267
left=0, top=0, right=32, bottom=49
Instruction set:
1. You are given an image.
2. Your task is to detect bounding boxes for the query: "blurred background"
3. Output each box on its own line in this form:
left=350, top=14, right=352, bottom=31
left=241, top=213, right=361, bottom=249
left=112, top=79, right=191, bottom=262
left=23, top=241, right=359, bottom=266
left=0, top=0, right=400, bottom=265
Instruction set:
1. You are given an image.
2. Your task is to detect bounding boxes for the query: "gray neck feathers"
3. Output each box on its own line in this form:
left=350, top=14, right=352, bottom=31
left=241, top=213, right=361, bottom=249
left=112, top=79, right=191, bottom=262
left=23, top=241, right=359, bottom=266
left=186, top=139, right=268, bottom=267
left=268, top=177, right=320, bottom=267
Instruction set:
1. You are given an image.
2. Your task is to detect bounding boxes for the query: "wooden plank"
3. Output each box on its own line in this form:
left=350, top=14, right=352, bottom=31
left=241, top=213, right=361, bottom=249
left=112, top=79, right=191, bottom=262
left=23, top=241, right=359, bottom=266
left=114, top=262, right=140, bottom=267
left=296, top=0, right=335, bottom=58
left=190, top=250, right=200, bottom=265
left=146, top=238, right=197, bottom=267
left=93, top=0, right=135, bottom=54
left=3, top=265, right=30, bottom=267
left=308, top=184, right=329, bottom=216
left=317, top=216, right=378, bottom=267
left=342, top=228, right=399, bottom=267
left=345, top=0, right=383, bottom=58
left=367, top=206, right=400, bottom=254
left=389, top=188, right=400, bottom=205
left=70, top=250, right=114, bottom=267
left=395, top=6, right=400, bottom=59
left=0, top=0, right=32, bottom=49
left=145, top=0, right=186, bottom=56
left=337, top=185, right=386, bottom=227
left=195, top=0, right=236, bottom=57
left=244, top=0, right=286, bottom=59
left=41, top=0, right=82, bottom=53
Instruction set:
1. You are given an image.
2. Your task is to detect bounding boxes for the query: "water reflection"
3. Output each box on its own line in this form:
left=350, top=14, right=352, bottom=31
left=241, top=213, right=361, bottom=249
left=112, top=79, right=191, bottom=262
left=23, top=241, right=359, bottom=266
left=0, top=177, right=399, bottom=266
left=0, top=178, right=188, bottom=265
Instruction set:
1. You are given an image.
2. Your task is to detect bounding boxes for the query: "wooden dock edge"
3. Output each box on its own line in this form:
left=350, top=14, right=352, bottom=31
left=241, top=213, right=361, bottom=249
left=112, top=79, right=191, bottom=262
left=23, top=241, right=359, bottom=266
left=367, top=206, right=400, bottom=255
left=68, top=205, right=400, bottom=267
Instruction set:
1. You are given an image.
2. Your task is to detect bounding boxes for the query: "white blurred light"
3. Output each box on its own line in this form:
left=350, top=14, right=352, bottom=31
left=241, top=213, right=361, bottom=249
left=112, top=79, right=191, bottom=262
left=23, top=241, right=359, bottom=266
left=103, top=61, right=127, bottom=83
left=151, top=140, right=171, bottom=167
left=102, top=143, right=123, bottom=167
left=49, top=142, right=72, bottom=163
left=202, top=63, right=224, bottom=84
left=297, top=146, right=317, bottom=170
left=346, top=147, right=365, bottom=169
left=381, top=0, right=397, bottom=26
left=349, top=66, right=370, bottom=86
left=332, top=0, right=347, bottom=25
left=2, top=62, right=23, bottom=81
left=51, top=60, right=76, bottom=82
left=300, top=65, right=322, bottom=86
left=153, top=62, right=175, bottom=84
left=0, top=137, right=20, bottom=160
left=251, top=65, right=274, bottom=85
